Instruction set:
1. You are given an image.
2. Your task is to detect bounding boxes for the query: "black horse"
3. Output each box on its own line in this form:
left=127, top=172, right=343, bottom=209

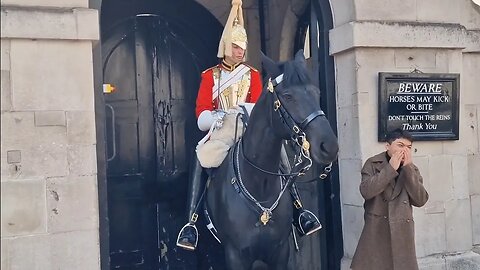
left=205, top=51, right=339, bottom=269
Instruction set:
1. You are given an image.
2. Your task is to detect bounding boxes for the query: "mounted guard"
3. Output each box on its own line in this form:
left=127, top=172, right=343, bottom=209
left=176, top=0, right=322, bottom=251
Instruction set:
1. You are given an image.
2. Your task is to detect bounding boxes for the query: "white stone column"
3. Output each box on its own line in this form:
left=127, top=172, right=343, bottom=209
left=1, top=2, right=100, bottom=270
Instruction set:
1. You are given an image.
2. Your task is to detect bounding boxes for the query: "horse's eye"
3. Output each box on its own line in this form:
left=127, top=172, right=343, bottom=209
left=281, top=93, right=294, bottom=101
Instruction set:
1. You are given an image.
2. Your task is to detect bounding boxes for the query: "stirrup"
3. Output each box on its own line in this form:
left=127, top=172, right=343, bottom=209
left=176, top=223, right=198, bottom=251
left=296, top=209, right=322, bottom=236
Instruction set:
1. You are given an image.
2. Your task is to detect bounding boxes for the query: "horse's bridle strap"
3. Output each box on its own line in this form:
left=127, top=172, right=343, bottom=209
left=271, top=74, right=284, bottom=87
left=299, top=110, right=325, bottom=130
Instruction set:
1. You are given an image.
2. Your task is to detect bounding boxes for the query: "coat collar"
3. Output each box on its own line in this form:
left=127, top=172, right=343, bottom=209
left=220, top=59, right=242, bottom=71
left=370, top=152, right=388, bottom=164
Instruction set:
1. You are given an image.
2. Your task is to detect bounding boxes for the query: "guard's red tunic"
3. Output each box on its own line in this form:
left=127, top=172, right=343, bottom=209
left=195, top=63, right=262, bottom=118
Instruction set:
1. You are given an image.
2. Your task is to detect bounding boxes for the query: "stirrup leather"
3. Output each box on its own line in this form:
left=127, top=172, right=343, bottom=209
left=297, top=209, right=322, bottom=236
left=176, top=223, right=198, bottom=250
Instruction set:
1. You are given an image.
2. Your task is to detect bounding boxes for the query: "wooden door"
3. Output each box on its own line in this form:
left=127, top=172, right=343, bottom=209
left=102, top=15, right=218, bottom=269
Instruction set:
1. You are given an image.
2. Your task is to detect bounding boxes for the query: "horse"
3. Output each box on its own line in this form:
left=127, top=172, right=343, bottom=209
left=204, top=50, right=339, bottom=269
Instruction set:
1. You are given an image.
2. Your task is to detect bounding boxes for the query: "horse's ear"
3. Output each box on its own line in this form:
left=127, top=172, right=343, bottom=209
left=294, top=50, right=306, bottom=66
left=261, top=51, right=282, bottom=77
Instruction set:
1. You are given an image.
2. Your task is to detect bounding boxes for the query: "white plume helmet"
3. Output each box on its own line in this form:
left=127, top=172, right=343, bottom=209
left=217, top=0, right=248, bottom=58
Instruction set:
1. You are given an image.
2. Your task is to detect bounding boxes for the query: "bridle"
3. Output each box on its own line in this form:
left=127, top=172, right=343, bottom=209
left=242, top=73, right=333, bottom=179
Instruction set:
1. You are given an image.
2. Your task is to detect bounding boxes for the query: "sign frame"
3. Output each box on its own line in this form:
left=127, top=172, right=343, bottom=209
left=378, top=72, right=460, bottom=141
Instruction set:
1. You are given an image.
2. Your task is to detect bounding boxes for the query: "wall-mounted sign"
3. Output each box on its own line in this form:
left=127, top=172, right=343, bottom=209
left=378, top=72, right=460, bottom=141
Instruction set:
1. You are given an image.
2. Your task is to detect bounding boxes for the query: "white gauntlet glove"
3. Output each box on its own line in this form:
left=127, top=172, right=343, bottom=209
left=197, top=110, right=227, bottom=131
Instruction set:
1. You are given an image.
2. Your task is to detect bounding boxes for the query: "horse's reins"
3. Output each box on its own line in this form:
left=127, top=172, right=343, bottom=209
left=233, top=141, right=292, bottom=225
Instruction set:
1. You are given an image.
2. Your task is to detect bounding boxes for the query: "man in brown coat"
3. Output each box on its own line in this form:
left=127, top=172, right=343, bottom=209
left=351, top=129, right=429, bottom=270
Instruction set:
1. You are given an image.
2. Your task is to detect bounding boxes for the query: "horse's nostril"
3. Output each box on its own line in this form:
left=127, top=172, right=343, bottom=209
left=320, top=143, right=328, bottom=153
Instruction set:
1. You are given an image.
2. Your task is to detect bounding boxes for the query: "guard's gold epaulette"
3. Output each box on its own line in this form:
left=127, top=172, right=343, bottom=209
left=201, top=65, right=219, bottom=74
left=243, top=63, right=258, bottom=72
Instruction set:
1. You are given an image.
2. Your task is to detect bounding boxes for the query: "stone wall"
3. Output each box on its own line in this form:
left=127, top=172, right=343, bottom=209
left=0, top=1, right=100, bottom=269
left=330, top=0, right=480, bottom=269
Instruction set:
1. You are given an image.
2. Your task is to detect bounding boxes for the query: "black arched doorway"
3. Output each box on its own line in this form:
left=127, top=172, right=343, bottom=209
left=99, top=1, right=223, bottom=269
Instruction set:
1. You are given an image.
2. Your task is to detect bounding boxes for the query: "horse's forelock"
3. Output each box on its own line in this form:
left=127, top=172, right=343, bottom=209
left=281, top=60, right=311, bottom=89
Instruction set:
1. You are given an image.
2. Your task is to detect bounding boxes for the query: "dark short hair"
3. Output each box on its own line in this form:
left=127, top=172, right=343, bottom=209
left=386, top=129, right=414, bottom=144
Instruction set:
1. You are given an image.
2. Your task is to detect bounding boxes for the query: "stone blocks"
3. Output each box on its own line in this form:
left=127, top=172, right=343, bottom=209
left=355, top=49, right=396, bottom=113
left=335, top=50, right=356, bottom=107
left=1, top=230, right=100, bottom=270
left=469, top=155, right=480, bottom=195
left=1, top=7, right=98, bottom=40
left=1, top=112, right=68, bottom=179
left=416, top=0, right=463, bottom=25
left=462, top=53, right=480, bottom=104
left=10, top=40, right=95, bottom=111
left=330, top=22, right=471, bottom=55
left=337, top=106, right=361, bottom=160
left=35, top=111, right=66, bottom=127
left=451, top=155, right=470, bottom=199
left=355, top=0, right=416, bottom=22
left=428, top=155, right=454, bottom=202
left=1, top=70, right=11, bottom=112
left=1, top=179, right=47, bottom=237
left=413, top=141, right=444, bottom=156
left=67, top=145, right=97, bottom=176
left=446, top=199, right=473, bottom=252
left=1, top=39, right=10, bottom=71
left=46, top=176, right=98, bottom=233
left=394, top=49, right=437, bottom=70
left=472, top=195, right=480, bottom=245
left=338, top=158, right=363, bottom=206
left=1, top=111, right=68, bottom=179
left=417, top=0, right=480, bottom=30
left=1, top=0, right=88, bottom=8
left=66, top=111, right=96, bottom=145
left=341, top=204, right=364, bottom=258
left=415, top=210, right=447, bottom=257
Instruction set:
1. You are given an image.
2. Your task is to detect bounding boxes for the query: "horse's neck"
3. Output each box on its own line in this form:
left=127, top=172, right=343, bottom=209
left=240, top=109, right=283, bottom=200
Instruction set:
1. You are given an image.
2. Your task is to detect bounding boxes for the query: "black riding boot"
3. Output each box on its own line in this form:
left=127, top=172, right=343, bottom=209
left=176, top=158, right=205, bottom=251
left=290, top=183, right=322, bottom=236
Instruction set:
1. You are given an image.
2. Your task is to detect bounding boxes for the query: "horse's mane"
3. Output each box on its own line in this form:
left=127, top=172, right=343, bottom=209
left=280, top=59, right=312, bottom=88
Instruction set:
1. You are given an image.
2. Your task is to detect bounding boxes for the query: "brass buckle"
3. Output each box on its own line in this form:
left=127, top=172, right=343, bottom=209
left=267, top=78, right=274, bottom=92
left=260, top=211, right=271, bottom=225
left=293, top=125, right=300, bottom=133
left=274, top=100, right=281, bottom=111
left=294, top=200, right=303, bottom=209
left=302, top=139, right=310, bottom=151
left=191, top=213, right=199, bottom=223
